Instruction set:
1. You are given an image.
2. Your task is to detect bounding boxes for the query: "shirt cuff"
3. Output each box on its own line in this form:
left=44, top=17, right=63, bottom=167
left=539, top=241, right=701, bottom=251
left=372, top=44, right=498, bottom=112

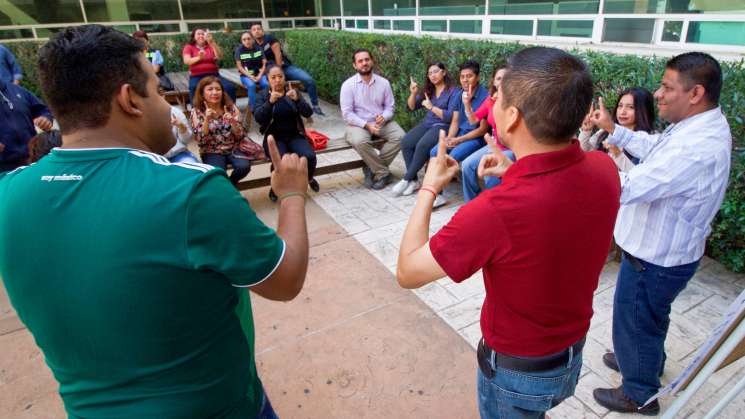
left=13, top=75, right=22, bottom=81
left=607, top=124, right=631, bottom=148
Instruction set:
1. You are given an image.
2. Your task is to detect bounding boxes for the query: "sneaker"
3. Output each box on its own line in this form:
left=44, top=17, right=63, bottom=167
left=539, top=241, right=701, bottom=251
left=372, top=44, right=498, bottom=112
left=309, top=178, right=320, bottom=192
left=391, top=179, right=409, bottom=196
left=402, top=180, right=421, bottom=196
left=312, top=105, right=325, bottom=116
left=371, top=174, right=392, bottom=190
left=432, top=194, right=448, bottom=209
left=362, top=166, right=374, bottom=188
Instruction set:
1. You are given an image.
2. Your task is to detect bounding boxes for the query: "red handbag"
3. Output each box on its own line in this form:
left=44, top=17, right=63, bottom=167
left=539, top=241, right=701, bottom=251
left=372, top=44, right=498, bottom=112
left=305, top=129, right=329, bottom=151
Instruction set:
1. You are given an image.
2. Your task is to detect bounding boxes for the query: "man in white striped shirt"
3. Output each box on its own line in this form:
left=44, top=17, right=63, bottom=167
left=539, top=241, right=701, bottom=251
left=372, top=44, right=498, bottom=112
left=591, top=52, right=732, bottom=415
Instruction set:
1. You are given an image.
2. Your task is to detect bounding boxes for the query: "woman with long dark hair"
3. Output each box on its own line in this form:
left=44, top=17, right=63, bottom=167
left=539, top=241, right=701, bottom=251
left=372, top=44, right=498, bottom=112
left=190, top=76, right=250, bottom=185
left=182, top=28, right=236, bottom=103
left=580, top=87, right=655, bottom=171
left=392, top=62, right=458, bottom=196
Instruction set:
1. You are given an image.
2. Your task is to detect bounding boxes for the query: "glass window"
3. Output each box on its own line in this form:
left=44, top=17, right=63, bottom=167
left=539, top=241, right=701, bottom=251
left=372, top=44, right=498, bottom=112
left=345, top=19, right=355, bottom=28
left=294, top=19, right=318, bottom=27
left=344, top=2, right=369, bottom=16
left=662, top=21, right=683, bottom=42
left=374, top=20, right=391, bottom=30
left=110, top=24, right=138, bottom=34
left=265, top=0, right=316, bottom=18
left=490, top=0, right=598, bottom=15
left=393, top=20, right=415, bottom=31
left=420, top=0, right=486, bottom=16
left=0, top=28, right=34, bottom=40
left=186, top=22, right=226, bottom=32
left=268, top=20, right=293, bottom=29
left=83, top=1, right=180, bottom=22
left=181, top=0, right=261, bottom=20
left=356, top=19, right=369, bottom=29
left=687, top=21, right=745, bottom=46
left=490, top=20, right=533, bottom=36
left=603, top=0, right=658, bottom=13
left=537, top=20, right=593, bottom=38
left=450, top=20, right=482, bottom=34
left=138, top=23, right=181, bottom=33
left=0, top=0, right=84, bottom=25
left=35, top=27, right=67, bottom=38
left=372, top=0, right=416, bottom=16
left=670, top=1, right=745, bottom=14
left=603, top=18, right=654, bottom=43
left=322, top=19, right=334, bottom=27
left=320, top=0, right=341, bottom=16
left=422, top=20, right=447, bottom=32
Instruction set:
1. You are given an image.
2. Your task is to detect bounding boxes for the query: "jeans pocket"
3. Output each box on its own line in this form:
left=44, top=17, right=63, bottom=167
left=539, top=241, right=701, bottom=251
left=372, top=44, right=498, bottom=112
left=496, top=386, right=554, bottom=414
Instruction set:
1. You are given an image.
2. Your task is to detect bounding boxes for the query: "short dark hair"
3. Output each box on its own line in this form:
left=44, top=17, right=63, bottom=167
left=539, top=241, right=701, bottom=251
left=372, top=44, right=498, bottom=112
left=37, top=25, right=149, bottom=134
left=352, top=48, right=372, bottom=62
left=500, top=47, right=593, bottom=144
left=459, top=60, right=480, bottom=75
left=27, top=130, right=62, bottom=164
left=666, top=52, right=722, bottom=104
left=250, top=22, right=263, bottom=29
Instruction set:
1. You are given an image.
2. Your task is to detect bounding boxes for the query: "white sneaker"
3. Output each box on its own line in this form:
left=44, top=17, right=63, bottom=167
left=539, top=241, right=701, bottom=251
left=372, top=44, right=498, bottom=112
left=391, top=179, right=409, bottom=196
left=432, top=194, right=448, bottom=209
left=402, top=180, right=421, bottom=196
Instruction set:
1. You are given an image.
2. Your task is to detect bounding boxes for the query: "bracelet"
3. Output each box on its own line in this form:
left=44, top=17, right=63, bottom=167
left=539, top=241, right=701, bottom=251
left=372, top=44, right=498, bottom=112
left=278, top=192, right=306, bottom=202
left=419, top=185, right=438, bottom=198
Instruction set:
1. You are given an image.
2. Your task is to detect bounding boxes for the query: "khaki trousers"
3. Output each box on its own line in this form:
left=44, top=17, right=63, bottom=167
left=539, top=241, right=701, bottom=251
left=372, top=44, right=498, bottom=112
left=345, top=121, right=405, bottom=179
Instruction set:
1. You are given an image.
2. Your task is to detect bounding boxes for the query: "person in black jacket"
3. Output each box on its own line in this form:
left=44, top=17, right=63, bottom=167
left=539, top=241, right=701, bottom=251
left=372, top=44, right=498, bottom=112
left=255, top=65, right=318, bottom=201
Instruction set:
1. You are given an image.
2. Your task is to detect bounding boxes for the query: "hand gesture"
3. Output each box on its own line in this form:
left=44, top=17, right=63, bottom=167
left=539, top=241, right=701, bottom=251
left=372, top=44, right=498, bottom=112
left=602, top=140, right=622, bottom=157
left=422, top=130, right=460, bottom=193
left=365, top=123, right=381, bottom=136
left=225, top=106, right=241, bottom=127
left=205, top=107, right=217, bottom=120
left=462, top=84, right=474, bottom=105
left=589, top=97, right=614, bottom=133
left=197, top=50, right=205, bottom=60
left=422, top=93, right=433, bottom=110
left=267, top=135, right=309, bottom=197
left=581, top=108, right=595, bottom=133
left=269, top=90, right=284, bottom=104
left=33, top=116, right=53, bottom=131
left=445, top=136, right=459, bottom=149
left=478, top=134, right=513, bottom=179
left=409, top=76, right=419, bottom=95
left=286, top=88, right=299, bottom=102
left=374, top=115, right=385, bottom=127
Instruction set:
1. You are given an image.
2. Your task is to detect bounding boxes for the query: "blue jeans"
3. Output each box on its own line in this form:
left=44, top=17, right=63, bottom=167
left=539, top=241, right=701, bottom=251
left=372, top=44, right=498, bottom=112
left=262, top=135, right=317, bottom=179
left=401, top=123, right=444, bottom=181
left=188, top=73, right=237, bottom=103
left=429, top=136, right=485, bottom=162
left=201, top=152, right=251, bottom=185
left=168, top=150, right=199, bottom=164
left=240, top=75, right=269, bottom=111
left=477, top=350, right=582, bottom=418
left=462, top=145, right=515, bottom=202
left=612, top=253, right=700, bottom=404
left=282, top=65, right=318, bottom=106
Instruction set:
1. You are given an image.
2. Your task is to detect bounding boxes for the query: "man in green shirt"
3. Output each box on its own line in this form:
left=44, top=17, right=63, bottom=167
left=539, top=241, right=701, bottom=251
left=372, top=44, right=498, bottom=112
left=0, top=25, right=311, bottom=418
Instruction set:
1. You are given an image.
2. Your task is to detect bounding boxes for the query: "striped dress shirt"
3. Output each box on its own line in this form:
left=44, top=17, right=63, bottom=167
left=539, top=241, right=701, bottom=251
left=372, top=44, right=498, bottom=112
left=607, top=107, right=732, bottom=267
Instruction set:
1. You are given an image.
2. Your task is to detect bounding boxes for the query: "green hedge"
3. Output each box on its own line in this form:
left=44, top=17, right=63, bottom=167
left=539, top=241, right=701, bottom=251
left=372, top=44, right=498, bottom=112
left=5, top=29, right=745, bottom=272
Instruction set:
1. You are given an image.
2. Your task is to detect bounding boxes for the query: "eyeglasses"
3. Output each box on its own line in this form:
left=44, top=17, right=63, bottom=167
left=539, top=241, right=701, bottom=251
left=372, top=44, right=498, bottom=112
left=428, top=68, right=442, bottom=76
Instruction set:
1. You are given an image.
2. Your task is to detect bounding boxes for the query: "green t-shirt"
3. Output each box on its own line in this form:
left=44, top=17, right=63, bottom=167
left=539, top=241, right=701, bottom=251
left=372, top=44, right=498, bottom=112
left=0, top=148, right=284, bottom=418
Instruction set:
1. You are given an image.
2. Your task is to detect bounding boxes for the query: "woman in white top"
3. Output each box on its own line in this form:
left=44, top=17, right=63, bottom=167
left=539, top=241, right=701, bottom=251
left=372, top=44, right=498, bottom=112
left=580, top=87, right=655, bottom=172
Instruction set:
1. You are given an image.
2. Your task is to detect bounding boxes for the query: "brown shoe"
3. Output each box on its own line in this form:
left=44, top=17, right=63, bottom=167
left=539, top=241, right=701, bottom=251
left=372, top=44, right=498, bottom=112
left=593, top=386, right=660, bottom=416
left=603, top=352, right=620, bottom=373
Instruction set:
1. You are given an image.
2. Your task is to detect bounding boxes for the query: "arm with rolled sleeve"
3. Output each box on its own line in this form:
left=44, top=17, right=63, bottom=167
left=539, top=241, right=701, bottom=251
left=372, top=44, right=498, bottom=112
left=618, top=144, right=700, bottom=205
left=340, top=80, right=367, bottom=128
left=606, top=124, right=662, bottom=160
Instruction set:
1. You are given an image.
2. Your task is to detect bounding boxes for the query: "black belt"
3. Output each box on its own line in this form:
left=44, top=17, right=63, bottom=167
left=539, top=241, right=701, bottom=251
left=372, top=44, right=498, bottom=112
left=622, top=249, right=647, bottom=272
left=477, top=337, right=585, bottom=378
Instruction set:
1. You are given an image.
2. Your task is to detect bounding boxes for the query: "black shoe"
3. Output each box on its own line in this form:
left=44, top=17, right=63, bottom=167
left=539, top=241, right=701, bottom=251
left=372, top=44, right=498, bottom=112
left=309, top=178, right=320, bottom=192
left=312, top=105, right=325, bottom=116
left=362, top=166, right=374, bottom=188
left=593, top=386, right=659, bottom=416
left=371, top=174, right=392, bottom=190
left=604, top=352, right=663, bottom=377
left=269, top=188, right=278, bottom=202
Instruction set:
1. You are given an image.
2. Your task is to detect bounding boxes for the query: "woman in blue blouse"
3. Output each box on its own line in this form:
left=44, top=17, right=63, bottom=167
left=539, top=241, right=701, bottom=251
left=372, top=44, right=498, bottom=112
left=392, top=62, right=457, bottom=196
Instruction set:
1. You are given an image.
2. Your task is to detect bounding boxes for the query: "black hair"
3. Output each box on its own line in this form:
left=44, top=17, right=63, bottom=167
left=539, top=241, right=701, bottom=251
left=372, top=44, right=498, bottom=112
left=37, top=25, right=149, bottom=134
left=352, top=48, right=373, bottom=62
left=459, top=60, right=480, bottom=76
left=666, top=52, right=722, bottom=104
left=500, top=47, right=593, bottom=144
left=249, top=22, right=263, bottom=29
left=596, top=87, right=655, bottom=146
left=423, top=62, right=454, bottom=99
left=28, top=130, right=62, bottom=163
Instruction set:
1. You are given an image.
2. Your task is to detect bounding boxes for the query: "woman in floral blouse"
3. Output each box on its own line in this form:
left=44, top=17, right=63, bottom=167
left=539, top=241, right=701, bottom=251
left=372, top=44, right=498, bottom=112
left=191, top=76, right=250, bottom=185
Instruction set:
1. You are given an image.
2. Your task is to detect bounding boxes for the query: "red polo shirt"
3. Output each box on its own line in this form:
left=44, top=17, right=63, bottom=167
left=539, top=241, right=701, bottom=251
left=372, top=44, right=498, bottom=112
left=182, top=44, right=219, bottom=77
left=430, top=141, right=620, bottom=357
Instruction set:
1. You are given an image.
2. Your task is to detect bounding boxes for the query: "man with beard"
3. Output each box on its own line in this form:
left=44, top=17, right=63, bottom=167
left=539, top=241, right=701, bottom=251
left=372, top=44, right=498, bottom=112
left=340, top=48, right=404, bottom=189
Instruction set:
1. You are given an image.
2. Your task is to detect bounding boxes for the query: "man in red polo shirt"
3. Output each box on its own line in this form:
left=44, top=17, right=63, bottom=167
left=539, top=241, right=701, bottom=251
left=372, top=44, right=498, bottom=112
left=396, top=47, right=620, bottom=418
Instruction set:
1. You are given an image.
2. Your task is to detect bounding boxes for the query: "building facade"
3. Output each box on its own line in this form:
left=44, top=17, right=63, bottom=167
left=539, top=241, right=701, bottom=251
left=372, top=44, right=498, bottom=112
left=1, top=1, right=744, bottom=56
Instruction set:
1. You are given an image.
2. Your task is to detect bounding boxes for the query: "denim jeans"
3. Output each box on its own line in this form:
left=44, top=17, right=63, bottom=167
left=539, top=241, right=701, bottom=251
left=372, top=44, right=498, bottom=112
left=188, top=73, right=237, bottom=103
left=282, top=65, right=318, bottom=106
left=262, top=135, right=317, bottom=179
left=477, top=350, right=582, bottom=418
left=612, top=252, right=700, bottom=404
left=240, top=75, right=269, bottom=111
left=401, top=123, right=444, bottom=181
left=168, top=150, right=199, bottom=164
left=429, top=135, right=485, bottom=162
left=462, top=145, right=515, bottom=202
left=201, top=152, right=251, bottom=185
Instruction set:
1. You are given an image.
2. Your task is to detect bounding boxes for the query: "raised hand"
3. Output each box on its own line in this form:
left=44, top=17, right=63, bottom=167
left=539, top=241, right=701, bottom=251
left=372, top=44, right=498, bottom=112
left=269, top=90, right=284, bottom=104
left=286, top=88, right=299, bottom=101
left=478, top=133, right=513, bottom=179
left=581, top=107, right=595, bottom=133
left=409, top=76, right=419, bottom=95
left=462, top=84, right=474, bottom=105
left=602, top=140, right=623, bottom=157
left=590, top=97, right=614, bottom=133
left=205, top=107, right=217, bottom=120
left=225, top=106, right=242, bottom=128
left=422, top=129, right=460, bottom=193
left=33, top=116, right=53, bottom=131
left=422, top=93, right=433, bottom=110
left=267, top=135, right=309, bottom=197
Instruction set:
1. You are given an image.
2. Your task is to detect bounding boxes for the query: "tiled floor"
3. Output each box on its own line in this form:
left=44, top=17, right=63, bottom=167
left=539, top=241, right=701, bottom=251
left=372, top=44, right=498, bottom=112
left=310, top=149, right=745, bottom=418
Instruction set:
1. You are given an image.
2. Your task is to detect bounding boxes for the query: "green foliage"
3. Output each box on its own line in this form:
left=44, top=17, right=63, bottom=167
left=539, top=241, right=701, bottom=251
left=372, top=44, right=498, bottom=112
left=5, top=29, right=745, bottom=272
